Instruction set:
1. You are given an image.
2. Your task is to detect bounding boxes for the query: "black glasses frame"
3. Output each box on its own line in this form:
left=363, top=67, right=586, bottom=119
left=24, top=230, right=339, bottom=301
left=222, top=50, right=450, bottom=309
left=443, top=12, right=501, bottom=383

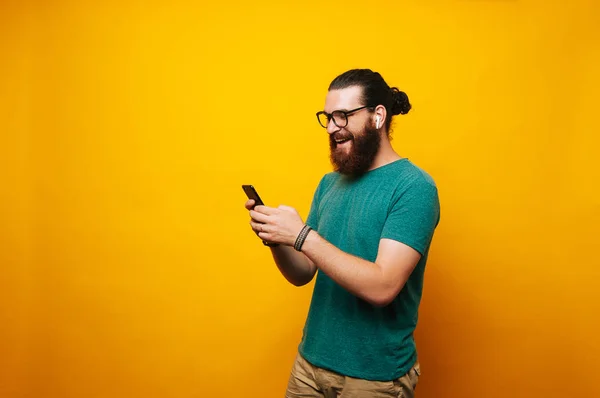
left=316, top=105, right=374, bottom=129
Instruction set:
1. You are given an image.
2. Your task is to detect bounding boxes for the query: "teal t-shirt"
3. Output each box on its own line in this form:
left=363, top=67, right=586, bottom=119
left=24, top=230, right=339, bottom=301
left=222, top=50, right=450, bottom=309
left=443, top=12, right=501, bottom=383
left=298, top=158, right=440, bottom=381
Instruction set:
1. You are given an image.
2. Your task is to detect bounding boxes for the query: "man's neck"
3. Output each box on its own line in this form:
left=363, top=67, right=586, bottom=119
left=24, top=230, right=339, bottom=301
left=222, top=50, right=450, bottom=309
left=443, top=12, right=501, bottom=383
left=369, top=136, right=402, bottom=171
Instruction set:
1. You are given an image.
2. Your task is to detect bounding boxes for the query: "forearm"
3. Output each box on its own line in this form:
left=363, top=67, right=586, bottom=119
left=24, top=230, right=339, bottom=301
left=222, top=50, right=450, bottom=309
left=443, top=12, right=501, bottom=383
left=300, top=230, right=394, bottom=306
left=271, top=244, right=317, bottom=286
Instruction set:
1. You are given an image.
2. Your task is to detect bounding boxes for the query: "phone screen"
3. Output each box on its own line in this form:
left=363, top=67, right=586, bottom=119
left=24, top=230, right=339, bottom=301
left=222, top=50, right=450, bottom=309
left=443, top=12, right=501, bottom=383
left=242, top=185, right=264, bottom=207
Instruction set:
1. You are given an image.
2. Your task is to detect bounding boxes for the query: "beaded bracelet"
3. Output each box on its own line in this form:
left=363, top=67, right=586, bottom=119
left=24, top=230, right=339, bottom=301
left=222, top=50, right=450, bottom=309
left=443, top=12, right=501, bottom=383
left=294, top=225, right=313, bottom=251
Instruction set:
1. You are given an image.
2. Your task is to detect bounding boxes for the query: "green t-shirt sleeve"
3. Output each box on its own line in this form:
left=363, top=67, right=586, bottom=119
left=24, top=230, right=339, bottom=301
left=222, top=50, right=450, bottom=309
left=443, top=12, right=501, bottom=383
left=380, top=178, right=440, bottom=256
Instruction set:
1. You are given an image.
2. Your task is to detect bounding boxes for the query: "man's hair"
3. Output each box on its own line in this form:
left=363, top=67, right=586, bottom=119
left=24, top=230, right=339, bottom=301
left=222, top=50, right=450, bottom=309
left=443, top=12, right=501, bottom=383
left=329, top=69, right=411, bottom=131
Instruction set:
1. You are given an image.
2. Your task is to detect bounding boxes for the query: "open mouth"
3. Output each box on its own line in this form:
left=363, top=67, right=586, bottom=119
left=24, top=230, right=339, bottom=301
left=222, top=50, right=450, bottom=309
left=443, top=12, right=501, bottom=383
left=334, top=137, right=353, bottom=146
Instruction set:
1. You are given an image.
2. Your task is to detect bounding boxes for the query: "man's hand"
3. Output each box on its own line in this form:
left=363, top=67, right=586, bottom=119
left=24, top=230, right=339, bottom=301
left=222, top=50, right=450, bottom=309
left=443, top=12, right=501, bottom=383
left=244, top=199, right=317, bottom=286
left=247, top=203, right=305, bottom=247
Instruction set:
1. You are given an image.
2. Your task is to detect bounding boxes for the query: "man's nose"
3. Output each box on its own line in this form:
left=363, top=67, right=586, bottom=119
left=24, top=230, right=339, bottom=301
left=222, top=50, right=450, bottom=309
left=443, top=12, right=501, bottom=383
left=326, top=119, right=340, bottom=135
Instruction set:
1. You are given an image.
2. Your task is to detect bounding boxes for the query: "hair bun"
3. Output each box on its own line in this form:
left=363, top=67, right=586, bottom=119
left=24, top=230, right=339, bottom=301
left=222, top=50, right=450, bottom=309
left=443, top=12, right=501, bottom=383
left=390, top=87, right=411, bottom=115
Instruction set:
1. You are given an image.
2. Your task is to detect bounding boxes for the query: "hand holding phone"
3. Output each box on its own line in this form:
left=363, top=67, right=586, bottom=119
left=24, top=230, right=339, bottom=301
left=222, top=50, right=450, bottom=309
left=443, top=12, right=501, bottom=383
left=242, top=185, right=279, bottom=247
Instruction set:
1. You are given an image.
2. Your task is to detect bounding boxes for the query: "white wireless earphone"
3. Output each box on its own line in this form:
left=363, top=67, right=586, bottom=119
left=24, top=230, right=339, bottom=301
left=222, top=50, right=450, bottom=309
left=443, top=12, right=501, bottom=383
left=376, top=115, right=381, bottom=129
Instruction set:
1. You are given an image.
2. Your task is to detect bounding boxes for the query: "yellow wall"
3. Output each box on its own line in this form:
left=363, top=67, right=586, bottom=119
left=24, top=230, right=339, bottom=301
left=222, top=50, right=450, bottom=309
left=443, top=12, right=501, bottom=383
left=1, top=1, right=599, bottom=397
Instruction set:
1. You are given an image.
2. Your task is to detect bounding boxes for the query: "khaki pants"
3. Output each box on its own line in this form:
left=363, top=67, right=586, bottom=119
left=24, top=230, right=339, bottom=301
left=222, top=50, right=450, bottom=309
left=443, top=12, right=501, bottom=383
left=285, top=353, right=420, bottom=398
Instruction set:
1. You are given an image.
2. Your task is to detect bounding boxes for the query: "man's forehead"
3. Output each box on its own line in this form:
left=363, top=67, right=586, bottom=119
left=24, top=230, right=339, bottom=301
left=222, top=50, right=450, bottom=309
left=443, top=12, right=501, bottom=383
left=324, top=86, right=364, bottom=112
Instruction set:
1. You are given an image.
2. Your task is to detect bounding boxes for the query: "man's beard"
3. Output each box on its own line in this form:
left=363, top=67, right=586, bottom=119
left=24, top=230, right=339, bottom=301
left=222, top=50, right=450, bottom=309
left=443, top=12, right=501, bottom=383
left=329, top=125, right=381, bottom=178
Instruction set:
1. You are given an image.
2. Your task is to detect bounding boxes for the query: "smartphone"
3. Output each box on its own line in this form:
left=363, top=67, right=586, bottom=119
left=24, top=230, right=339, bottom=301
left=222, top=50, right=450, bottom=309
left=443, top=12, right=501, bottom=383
left=242, top=184, right=264, bottom=208
left=242, top=185, right=278, bottom=247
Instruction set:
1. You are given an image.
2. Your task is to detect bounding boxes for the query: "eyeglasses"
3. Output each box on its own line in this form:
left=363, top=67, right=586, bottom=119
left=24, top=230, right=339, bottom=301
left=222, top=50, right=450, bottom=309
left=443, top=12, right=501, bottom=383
left=316, top=105, right=373, bottom=129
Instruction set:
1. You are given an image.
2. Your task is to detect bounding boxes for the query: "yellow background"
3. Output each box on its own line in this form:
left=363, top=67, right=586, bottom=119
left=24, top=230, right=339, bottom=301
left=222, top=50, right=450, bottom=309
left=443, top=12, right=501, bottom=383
left=1, top=1, right=599, bottom=397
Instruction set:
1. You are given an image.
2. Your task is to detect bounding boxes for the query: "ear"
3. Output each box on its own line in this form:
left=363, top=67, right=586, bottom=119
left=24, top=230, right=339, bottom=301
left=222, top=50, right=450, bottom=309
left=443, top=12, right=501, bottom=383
left=374, top=105, right=387, bottom=129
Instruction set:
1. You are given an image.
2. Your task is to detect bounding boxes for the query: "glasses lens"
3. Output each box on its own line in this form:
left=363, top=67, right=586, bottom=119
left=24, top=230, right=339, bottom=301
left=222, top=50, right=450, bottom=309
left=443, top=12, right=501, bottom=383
left=332, top=111, right=347, bottom=128
left=317, top=113, right=329, bottom=128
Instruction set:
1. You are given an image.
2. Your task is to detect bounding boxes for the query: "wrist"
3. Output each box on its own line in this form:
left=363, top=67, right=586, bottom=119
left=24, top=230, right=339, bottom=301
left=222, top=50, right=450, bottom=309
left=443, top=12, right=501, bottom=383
left=298, top=228, right=318, bottom=253
left=294, top=224, right=313, bottom=251
left=303, top=229, right=318, bottom=247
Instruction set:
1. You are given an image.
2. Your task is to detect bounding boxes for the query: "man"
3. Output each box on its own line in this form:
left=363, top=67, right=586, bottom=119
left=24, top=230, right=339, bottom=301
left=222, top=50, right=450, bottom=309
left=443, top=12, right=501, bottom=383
left=245, top=69, right=440, bottom=397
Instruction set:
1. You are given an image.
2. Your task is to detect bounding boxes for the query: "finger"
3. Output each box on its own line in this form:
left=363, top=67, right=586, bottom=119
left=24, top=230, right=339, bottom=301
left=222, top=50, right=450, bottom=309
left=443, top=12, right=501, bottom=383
left=245, top=199, right=256, bottom=210
left=249, top=210, right=269, bottom=223
left=258, top=231, right=273, bottom=241
left=254, top=205, right=276, bottom=215
left=250, top=220, right=272, bottom=233
left=249, top=221, right=262, bottom=233
left=250, top=221, right=263, bottom=234
left=277, top=204, right=296, bottom=213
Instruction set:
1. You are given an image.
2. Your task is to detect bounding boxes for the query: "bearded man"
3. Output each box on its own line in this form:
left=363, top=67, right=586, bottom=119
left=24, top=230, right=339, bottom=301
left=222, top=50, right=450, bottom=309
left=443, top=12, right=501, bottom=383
left=245, top=68, right=441, bottom=398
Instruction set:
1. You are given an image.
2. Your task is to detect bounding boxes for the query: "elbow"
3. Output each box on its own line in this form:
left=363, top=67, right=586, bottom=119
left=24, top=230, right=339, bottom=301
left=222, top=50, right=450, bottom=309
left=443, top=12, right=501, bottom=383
left=290, top=278, right=310, bottom=287
left=287, top=272, right=316, bottom=287
left=364, top=288, right=398, bottom=308
left=365, top=279, right=408, bottom=307
left=365, top=274, right=410, bottom=307
left=368, top=297, right=394, bottom=308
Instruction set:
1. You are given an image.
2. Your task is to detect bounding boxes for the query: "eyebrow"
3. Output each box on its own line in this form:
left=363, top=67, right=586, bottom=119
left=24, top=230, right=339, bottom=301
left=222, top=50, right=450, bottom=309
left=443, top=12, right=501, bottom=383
left=324, top=107, right=353, bottom=113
